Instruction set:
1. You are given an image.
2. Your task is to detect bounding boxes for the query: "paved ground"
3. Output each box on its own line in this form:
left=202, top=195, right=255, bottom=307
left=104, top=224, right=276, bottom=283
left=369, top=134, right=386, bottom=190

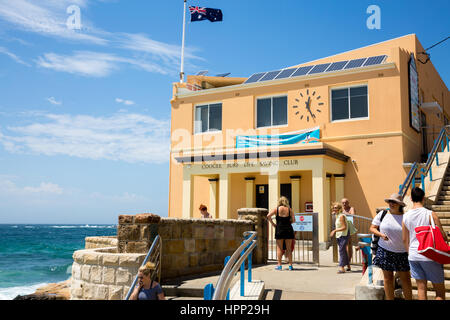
left=165, top=248, right=364, bottom=300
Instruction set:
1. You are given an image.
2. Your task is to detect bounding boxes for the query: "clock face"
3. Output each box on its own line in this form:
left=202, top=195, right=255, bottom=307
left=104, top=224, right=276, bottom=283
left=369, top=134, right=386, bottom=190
left=292, top=89, right=324, bottom=122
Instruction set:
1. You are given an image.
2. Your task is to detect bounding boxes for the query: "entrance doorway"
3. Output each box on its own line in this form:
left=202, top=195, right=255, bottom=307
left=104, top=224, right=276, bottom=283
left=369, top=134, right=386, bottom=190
left=256, top=184, right=269, bottom=209
left=280, top=183, right=292, bottom=208
left=256, top=183, right=292, bottom=210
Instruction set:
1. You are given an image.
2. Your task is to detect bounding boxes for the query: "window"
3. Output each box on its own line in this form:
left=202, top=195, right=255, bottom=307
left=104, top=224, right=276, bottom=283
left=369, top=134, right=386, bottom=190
left=194, top=103, right=222, bottom=133
left=256, top=96, right=287, bottom=128
left=331, top=85, right=368, bottom=121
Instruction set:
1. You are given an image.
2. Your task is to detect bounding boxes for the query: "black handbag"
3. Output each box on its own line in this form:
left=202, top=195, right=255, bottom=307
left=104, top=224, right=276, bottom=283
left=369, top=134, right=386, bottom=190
left=371, top=210, right=388, bottom=255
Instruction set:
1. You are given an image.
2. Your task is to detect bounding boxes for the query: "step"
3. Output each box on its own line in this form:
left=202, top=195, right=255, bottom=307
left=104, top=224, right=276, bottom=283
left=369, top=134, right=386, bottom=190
left=435, top=201, right=450, bottom=205
left=412, top=290, right=450, bottom=300
left=431, top=205, right=450, bottom=212
left=161, top=285, right=204, bottom=298
left=440, top=218, right=450, bottom=226
left=435, top=212, right=450, bottom=218
left=438, top=196, right=450, bottom=201
left=411, top=279, right=450, bottom=291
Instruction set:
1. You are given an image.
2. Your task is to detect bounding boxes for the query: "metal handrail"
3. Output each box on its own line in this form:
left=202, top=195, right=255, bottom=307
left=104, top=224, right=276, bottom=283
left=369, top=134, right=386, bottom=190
left=399, top=125, right=450, bottom=198
left=212, top=231, right=257, bottom=300
left=399, top=162, right=418, bottom=198
left=423, top=125, right=450, bottom=173
left=124, top=235, right=161, bottom=300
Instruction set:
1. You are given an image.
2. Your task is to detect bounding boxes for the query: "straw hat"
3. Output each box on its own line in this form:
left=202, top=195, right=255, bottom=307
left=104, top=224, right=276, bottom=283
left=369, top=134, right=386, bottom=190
left=384, top=193, right=406, bottom=207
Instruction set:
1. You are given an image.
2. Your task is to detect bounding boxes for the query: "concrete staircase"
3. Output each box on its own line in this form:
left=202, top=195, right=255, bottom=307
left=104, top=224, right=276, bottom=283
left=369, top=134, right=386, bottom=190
left=412, top=166, right=450, bottom=299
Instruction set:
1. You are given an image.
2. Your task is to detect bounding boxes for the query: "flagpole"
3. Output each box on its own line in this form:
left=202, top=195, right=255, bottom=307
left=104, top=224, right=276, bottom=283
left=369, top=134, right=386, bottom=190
left=180, top=0, right=187, bottom=83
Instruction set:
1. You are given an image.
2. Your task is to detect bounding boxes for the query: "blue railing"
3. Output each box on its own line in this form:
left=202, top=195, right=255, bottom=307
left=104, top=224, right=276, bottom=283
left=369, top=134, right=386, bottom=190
left=399, top=125, right=450, bottom=198
left=204, top=231, right=257, bottom=300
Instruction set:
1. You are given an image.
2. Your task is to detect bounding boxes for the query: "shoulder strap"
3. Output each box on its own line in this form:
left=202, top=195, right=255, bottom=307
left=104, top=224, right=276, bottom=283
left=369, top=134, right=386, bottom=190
left=380, top=210, right=388, bottom=222
left=429, top=210, right=436, bottom=228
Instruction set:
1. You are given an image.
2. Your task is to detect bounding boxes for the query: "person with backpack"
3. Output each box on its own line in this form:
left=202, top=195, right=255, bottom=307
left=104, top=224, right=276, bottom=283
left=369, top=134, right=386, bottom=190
left=369, top=193, right=412, bottom=300
left=402, top=187, right=448, bottom=300
left=330, top=202, right=351, bottom=273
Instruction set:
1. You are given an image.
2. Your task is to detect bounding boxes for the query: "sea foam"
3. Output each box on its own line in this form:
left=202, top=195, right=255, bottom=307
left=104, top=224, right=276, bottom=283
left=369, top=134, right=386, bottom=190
left=0, top=283, right=49, bottom=300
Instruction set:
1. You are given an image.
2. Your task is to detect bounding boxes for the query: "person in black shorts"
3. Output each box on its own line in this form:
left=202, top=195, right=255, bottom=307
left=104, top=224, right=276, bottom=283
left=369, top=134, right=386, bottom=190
left=267, top=196, right=295, bottom=270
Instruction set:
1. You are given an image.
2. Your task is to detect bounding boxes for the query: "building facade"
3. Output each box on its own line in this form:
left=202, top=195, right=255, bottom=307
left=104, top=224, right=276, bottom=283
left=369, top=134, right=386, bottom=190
left=168, top=34, right=449, bottom=243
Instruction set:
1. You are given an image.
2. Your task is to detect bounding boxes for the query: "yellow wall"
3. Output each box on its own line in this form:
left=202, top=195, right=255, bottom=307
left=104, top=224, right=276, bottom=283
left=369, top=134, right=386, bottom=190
left=169, top=34, right=449, bottom=219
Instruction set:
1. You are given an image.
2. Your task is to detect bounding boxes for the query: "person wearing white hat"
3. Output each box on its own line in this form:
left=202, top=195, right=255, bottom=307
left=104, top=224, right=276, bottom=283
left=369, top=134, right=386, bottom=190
left=369, top=193, right=412, bottom=300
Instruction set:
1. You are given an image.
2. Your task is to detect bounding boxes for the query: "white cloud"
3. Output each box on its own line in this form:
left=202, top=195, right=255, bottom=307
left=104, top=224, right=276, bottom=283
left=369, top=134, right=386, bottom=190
left=0, top=111, right=171, bottom=163
left=24, top=182, right=63, bottom=194
left=0, top=1, right=204, bottom=77
left=115, top=98, right=135, bottom=106
left=47, top=97, right=62, bottom=105
left=0, top=0, right=107, bottom=45
left=0, top=179, right=63, bottom=195
left=36, top=51, right=170, bottom=77
left=0, top=46, right=30, bottom=66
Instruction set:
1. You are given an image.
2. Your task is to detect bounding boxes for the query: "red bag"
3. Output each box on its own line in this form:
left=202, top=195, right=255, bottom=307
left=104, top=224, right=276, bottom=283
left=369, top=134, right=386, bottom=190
left=415, top=212, right=450, bottom=264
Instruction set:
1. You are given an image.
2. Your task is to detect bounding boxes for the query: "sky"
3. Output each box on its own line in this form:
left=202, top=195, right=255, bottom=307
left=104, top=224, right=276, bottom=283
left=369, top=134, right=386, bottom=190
left=0, top=0, right=449, bottom=224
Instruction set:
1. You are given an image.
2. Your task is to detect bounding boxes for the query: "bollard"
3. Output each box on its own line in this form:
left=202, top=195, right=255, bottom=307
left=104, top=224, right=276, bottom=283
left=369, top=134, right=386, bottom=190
left=204, top=283, right=214, bottom=300
left=224, top=256, right=231, bottom=300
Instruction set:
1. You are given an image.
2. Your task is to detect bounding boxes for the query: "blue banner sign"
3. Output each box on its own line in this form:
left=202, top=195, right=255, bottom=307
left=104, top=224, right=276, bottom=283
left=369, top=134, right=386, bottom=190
left=292, top=214, right=313, bottom=232
left=236, top=127, right=320, bottom=148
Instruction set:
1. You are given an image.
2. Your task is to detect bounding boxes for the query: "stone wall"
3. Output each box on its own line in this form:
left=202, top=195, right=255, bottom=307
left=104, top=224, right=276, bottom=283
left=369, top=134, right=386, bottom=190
left=85, top=236, right=118, bottom=249
left=70, top=247, right=145, bottom=300
left=118, top=214, right=256, bottom=280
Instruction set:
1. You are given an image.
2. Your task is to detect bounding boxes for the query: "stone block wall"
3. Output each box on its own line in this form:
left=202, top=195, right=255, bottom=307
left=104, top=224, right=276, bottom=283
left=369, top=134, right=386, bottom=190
left=70, top=247, right=145, bottom=300
left=118, top=214, right=255, bottom=280
left=237, top=208, right=269, bottom=265
left=85, top=236, right=118, bottom=249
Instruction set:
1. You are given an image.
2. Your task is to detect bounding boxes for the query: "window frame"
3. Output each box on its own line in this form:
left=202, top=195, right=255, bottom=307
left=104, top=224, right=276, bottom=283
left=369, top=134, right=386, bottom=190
left=255, top=94, right=288, bottom=129
left=330, top=84, right=369, bottom=123
left=193, top=101, right=223, bottom=135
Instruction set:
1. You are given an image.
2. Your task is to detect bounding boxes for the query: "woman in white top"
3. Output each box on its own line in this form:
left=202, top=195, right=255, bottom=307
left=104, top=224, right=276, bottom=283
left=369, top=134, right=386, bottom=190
left=369, top=193, right=412, bottom=300
left=402, top=187, right=448, bottom=300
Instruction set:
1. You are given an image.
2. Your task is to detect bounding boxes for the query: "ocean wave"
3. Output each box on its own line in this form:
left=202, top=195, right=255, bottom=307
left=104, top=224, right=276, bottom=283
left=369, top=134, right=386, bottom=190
left=0, top=283, right=49, bottom=300
left=50, top=225, right=116, bottom=229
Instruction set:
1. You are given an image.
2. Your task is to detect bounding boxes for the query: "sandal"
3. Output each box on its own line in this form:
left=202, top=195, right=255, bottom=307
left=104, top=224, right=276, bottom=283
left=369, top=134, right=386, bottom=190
left=337, top=270, right=345, bottom=274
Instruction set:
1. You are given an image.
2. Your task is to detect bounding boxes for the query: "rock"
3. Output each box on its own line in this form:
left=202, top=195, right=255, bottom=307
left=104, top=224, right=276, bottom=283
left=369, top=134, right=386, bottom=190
left=14, top=279, right=71, bottom=300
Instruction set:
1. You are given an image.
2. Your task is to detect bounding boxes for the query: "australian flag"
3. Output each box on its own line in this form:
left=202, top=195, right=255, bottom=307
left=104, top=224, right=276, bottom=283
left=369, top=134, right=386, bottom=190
left=189, top=6, right=223, bottom=22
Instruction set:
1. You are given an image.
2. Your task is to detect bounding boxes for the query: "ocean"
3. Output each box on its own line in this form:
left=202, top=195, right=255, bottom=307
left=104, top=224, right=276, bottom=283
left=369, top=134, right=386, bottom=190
left=0, top=224, right=117, bottom=300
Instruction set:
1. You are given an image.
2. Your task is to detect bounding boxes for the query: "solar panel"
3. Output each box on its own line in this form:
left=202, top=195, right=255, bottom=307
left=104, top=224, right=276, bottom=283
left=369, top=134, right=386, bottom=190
left=363, top=55, right=387, bottom=66
left=259, top=70, right=282, bottom=81
left=216, top=72, right=231, bottom=77
left=274, top=68, right=297, bottom=79
left=244, top=72, right=267, bottom=83
left=344, top=58, right=367, bottom=69
left=326, top=61, right=348, bottom=72
left=308, top=63, right=331, bottom=74
left=196, top=70, right=209, bottom=76
left=291, top=65, right=314, bottom=77
left=244, top=55, right=389, bottom=84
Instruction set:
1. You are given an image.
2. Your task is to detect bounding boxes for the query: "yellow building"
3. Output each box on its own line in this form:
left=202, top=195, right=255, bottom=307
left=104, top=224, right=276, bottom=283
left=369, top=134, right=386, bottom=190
left=168, top=34, right=449, bottom=243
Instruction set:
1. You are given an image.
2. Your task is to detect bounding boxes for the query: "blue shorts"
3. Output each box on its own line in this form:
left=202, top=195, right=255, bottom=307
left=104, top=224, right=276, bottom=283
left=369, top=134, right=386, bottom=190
left=409, top=260, right=445, bottom=284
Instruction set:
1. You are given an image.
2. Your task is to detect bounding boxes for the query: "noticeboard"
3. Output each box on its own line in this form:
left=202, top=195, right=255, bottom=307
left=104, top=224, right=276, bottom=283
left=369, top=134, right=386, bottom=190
left=292, top=213, right=313, bottom=232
